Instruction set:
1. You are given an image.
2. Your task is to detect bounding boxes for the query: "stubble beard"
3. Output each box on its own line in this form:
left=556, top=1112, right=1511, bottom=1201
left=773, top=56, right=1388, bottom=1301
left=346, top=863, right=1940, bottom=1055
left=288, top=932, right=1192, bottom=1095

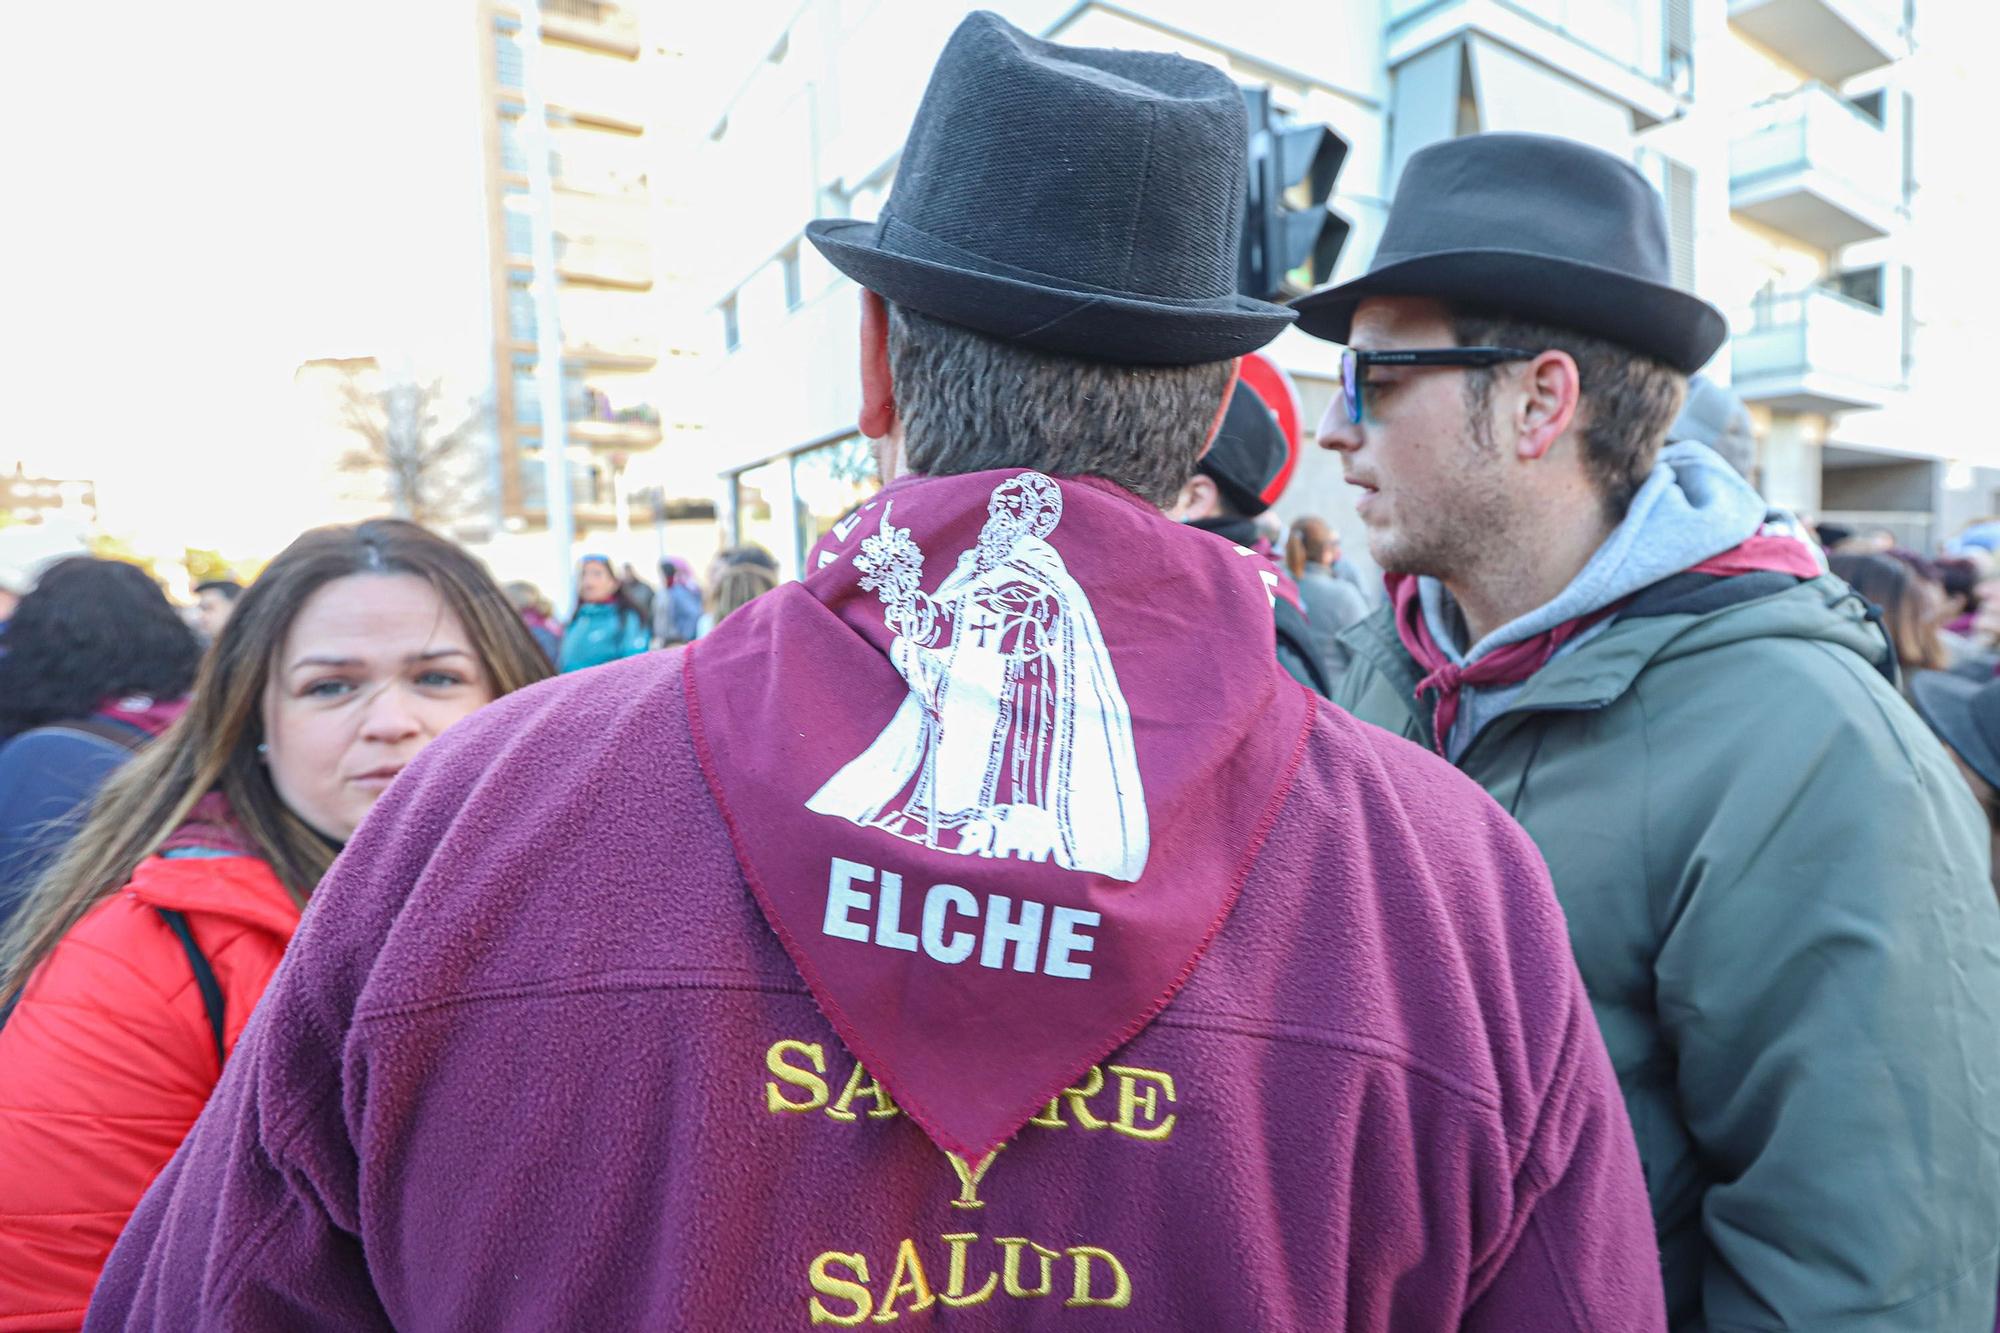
left=1369, top=410, right=1505, bottom=585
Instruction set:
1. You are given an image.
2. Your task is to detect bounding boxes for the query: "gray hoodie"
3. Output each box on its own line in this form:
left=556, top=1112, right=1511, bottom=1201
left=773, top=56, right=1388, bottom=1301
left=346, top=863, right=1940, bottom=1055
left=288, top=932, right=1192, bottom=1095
left=1419, top=441, right=1769, bottom=761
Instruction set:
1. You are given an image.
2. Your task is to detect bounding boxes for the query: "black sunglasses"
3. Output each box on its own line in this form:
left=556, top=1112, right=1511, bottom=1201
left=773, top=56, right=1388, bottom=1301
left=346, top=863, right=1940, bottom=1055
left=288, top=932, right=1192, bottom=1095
left=1340, top=346, right=1538, bottom=425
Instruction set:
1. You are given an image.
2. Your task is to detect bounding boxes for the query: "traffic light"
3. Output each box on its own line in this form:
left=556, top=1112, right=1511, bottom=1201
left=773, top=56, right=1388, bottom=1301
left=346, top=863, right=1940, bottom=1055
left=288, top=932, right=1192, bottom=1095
left=1238, top=87, right=1350, bottom=302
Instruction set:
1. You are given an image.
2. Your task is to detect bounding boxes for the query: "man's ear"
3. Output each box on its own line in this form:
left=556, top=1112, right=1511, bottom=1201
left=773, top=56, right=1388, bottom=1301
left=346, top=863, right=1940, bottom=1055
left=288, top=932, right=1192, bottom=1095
left=858, top=289, right=899, bottom=441
left=1196, top=358, right=1243, bottom=463
left=1166, top=473, right=1220, bottom=522
left=1515, top=349, right=1582, bottom=462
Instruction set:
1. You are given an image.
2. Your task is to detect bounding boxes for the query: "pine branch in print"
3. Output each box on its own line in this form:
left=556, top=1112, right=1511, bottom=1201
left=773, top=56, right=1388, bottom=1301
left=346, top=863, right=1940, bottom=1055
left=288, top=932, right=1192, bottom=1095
left=855, top=502, right=925, bottom=608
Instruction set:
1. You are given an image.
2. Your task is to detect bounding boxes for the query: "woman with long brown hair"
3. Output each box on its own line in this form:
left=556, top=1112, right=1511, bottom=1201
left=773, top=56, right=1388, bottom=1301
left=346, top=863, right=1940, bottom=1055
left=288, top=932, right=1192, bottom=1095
left=0, top=519, right=550, bottom=1328
left=1829, top=551, right=1949, bottom=685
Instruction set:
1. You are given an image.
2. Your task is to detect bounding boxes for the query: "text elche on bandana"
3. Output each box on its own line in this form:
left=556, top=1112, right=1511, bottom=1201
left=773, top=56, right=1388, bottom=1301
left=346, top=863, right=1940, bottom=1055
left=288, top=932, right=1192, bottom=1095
left=685, top=466, right=1311, bottom=1191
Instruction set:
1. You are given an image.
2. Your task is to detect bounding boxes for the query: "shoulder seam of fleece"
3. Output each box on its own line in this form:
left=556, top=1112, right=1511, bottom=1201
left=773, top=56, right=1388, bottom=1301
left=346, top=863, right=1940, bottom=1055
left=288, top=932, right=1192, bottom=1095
left=1148, top=1008, right=1503, bottom=1114
left=351, top=969, right=810, bottom=1026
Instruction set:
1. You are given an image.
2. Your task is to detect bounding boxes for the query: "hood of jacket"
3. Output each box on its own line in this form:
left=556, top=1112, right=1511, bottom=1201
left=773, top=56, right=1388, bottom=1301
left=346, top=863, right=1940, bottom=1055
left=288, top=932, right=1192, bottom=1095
left=121, top=853, right=301, bottom=941
left=1418, top=441, right=1769, bottom=666
left=1405, top=442, right=1842, bottom=757
left=1344, top=567, right=1890, bottom=755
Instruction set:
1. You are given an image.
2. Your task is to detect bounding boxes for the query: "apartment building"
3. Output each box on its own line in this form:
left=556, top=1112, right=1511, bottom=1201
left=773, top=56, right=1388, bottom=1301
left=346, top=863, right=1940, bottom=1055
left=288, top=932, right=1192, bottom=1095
left=477, top=0, right=705, bottom=542
left=685, top=0, right=1939, bottom=572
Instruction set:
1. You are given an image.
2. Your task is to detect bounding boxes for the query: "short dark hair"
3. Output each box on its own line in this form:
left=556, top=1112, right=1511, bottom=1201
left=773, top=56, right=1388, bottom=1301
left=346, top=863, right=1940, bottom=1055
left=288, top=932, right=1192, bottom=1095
left=194, top=579, right=243, bottom=600
left=0, top=558, right=203, bottom=741
left=1451, top=306, right=1687, bottom=521
left=886, top=303, right=1235, bottom=508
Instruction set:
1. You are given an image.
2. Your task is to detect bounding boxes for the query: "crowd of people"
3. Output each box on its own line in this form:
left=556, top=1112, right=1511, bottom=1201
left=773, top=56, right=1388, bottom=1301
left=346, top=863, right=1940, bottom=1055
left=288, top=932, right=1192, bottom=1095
left=497, top=545, right=781, bottom=676
left=2, top=12, right=1999, bottom=1330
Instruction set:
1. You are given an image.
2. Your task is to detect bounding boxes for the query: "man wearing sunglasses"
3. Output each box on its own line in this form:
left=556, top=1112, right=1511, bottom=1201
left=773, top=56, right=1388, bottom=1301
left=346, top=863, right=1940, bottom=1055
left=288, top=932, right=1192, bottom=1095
left=1300, top=132, right=2000, bottom=1332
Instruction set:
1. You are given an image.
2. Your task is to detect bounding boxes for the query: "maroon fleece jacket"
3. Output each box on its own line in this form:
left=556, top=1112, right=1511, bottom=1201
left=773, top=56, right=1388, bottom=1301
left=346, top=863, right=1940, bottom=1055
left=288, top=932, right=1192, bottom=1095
left=87, top=651, right=1662, bottom=1330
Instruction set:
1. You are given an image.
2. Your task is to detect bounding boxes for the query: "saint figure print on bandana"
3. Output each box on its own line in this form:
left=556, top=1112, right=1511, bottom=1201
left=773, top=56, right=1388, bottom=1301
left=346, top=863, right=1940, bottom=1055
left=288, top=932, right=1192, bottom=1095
left=807, top=473, right=1150, bottom=882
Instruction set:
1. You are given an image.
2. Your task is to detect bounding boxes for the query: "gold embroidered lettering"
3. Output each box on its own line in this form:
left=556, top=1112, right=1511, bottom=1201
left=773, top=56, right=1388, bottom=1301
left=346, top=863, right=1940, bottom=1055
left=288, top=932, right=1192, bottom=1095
left=766, top=1041, right=829, bottom=1114
left=945, top=1146, right=1003, bottom=1209
left=996, top=1236, right=1060, bottom=1298
left=827, top=1061, right=900, bottom=1122
left=870, top=1238, right=936, bottom=1322
left=1028, top=1065, right=1107, bottom=1130
left=808, top=1251, right=873, bottom=1325
left=938, top=1233, right=1000, bottom=1307
left=1065, top=1246, right=1133, bottom=1308
left=1107, top=1065, right=1177, bottom=1141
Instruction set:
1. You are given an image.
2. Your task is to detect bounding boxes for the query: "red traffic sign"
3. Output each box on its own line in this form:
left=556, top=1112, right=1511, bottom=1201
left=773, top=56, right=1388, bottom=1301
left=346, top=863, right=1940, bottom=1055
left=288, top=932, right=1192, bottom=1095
left=1236, top=350, right=1303, bottom=506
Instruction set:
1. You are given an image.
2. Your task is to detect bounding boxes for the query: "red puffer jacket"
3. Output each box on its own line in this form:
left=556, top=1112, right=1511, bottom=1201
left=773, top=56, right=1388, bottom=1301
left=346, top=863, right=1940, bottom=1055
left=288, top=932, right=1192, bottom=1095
left=0, top=853, right=298, bottom=1330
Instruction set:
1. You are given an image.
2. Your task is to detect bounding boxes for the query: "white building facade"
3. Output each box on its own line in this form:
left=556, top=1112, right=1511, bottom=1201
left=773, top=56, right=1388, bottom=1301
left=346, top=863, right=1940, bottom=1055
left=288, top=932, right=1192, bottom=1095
left=679, top=0, right=1949, bottom=575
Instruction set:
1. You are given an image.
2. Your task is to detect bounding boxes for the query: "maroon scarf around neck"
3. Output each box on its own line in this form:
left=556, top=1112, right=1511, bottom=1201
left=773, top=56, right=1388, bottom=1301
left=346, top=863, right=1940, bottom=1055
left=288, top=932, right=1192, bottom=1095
left=686, top=469, right=1313, bottom=1160
left=1391, top=531, right=1824, bottom=753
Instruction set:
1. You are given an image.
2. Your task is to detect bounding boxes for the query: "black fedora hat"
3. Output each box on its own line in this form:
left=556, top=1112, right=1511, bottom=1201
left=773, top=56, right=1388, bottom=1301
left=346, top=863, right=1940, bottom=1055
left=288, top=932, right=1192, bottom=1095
left=1291, top=133, right=1726, bottom=373
left=1911, top=670, right=2000, bottom=794
left=805, top=12, right=1294, bottom=366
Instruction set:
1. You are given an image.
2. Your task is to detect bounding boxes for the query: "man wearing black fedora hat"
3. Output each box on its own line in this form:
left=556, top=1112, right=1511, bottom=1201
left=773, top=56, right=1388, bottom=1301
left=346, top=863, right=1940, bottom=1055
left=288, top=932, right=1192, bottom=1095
left=1313, top=131, right=2000, bottom=1330
left=87, top=16, right=1669, bottom=1331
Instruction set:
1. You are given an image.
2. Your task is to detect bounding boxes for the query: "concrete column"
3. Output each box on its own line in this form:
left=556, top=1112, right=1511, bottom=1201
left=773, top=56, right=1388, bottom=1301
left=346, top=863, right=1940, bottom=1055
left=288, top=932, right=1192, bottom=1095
left=1760, top=414, right=1823, bottom=515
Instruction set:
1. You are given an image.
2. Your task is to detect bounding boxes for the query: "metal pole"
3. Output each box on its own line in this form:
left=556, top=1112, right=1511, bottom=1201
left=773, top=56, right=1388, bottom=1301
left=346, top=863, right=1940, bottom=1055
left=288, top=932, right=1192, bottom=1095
left=612, top=451, right=632, bottom=554
left=518, top=0, right=574, bottom=615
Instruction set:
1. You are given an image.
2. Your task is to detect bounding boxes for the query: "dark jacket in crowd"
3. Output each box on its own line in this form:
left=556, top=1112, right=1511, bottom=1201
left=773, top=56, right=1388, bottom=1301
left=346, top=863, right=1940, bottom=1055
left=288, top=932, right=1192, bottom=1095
left=654, top=580, right=703, bottom=645
left=0, top=717, right=149, bottom=924
left=1295, top=565, right=1368, bottom=687
left=1334, top=571, right=2000, bottom=1330
left=1188, top=516, right=1329, bottom=695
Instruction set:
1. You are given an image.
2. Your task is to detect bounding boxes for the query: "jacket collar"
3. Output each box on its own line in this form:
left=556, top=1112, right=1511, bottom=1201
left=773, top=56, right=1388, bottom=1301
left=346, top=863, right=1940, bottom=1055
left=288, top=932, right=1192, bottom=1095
left=1340, top=573, right=1870, bottom=751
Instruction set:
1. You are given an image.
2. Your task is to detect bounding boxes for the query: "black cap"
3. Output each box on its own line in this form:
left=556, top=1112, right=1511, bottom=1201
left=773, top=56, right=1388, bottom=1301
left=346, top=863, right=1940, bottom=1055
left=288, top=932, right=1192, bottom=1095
left=1198, top=383, right=1290, bottom=517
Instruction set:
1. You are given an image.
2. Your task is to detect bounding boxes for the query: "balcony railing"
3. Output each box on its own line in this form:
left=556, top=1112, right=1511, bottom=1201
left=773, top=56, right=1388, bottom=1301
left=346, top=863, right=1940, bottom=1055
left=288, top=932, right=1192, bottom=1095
left=1732, top=287, right=1898, bottom=413
left=1729, top=82, right=1896, bottom=247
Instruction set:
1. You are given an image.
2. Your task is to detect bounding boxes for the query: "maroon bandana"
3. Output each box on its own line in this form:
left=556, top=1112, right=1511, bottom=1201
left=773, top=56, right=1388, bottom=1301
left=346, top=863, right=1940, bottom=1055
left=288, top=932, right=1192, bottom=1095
left=1391, top=528, right=1824, bottom=751
left=687, top=469, right=1313, bottom=1160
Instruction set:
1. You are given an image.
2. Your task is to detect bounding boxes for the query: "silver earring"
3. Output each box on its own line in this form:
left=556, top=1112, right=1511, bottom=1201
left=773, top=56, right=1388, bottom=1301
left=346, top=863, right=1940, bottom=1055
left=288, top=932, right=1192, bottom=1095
left=256, top=742, right=269, bottom=756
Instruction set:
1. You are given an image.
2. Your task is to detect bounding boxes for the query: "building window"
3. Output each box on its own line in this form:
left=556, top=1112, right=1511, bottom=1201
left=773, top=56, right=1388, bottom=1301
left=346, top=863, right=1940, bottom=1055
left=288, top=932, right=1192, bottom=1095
left=1636, top=148, right=1697, bottom=292
left=793, top=435, right=881, bottom=553
left=504, top=208, right=531, bottom=257
left=1664, top=0, right=1694, bottom=96
left=782, top=247, right=803, bottom=311
left=499, top=117, right=526, bottom=174
left=496, top=33, right=523, bottom=89
left=508, top=282, right=537, bottom=342
left=1824, top=265, right=1885, bottom=311
left=720, top=295, right=741, bottom=352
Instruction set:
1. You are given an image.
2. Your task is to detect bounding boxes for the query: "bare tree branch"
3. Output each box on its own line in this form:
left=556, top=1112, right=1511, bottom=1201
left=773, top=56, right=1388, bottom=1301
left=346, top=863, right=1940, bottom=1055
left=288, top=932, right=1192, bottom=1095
left=333, top=367, right=487, bottom=527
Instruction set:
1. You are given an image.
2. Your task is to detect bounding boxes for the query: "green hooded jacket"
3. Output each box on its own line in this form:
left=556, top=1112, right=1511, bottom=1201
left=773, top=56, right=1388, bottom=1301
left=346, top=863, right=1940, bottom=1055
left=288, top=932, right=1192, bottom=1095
left=1334, top=572, right=2000, bottom=1331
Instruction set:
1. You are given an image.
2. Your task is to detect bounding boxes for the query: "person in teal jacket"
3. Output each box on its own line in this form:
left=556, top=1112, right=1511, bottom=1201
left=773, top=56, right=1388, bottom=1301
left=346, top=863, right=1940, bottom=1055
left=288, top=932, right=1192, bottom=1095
left=557, top=555, right=652, bottom=674
left=1295, top=133, right=2000, bottom=1330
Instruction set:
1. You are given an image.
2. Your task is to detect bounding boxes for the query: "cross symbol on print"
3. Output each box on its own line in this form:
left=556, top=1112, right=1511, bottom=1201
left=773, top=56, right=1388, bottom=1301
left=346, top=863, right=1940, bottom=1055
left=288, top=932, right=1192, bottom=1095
left=968, top=610, right=1003, bottom=647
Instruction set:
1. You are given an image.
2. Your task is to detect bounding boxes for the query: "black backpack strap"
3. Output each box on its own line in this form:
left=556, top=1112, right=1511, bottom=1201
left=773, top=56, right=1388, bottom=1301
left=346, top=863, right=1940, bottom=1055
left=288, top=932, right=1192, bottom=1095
left=154, top=907, right=227, bottom=1069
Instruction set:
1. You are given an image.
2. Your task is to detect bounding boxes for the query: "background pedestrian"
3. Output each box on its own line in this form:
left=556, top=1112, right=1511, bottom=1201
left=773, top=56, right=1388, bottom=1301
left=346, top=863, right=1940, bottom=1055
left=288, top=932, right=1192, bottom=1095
left=558, top=554, right=651, bottom=672
left=0, top=559, right=202, bottom=910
